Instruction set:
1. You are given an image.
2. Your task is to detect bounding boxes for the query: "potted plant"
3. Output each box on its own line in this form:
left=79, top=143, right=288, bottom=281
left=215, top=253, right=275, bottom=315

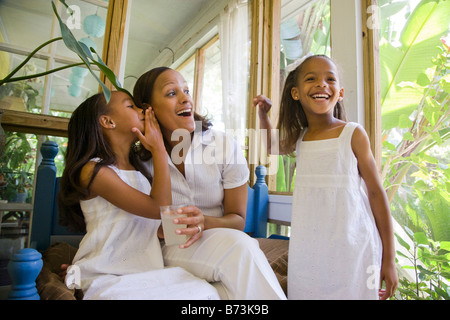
left=0, top=79, right=39, bottom=112
left=0, top=131, right=34, bottom=203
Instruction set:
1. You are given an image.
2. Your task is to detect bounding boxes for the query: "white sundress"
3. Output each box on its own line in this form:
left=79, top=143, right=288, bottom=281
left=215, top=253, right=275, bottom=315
left=287, top=122, right=382, bottom=300
left=72, top=162, right=220, bottom=300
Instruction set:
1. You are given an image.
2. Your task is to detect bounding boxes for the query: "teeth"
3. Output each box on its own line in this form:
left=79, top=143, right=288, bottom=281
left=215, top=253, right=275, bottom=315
left=312, top=94, right=329, bottom=100
left=177, top=109, right=191, bottom=115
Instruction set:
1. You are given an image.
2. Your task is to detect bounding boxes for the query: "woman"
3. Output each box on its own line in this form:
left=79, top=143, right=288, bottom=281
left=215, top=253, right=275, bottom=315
left=133, top=67, right=286, bottom=299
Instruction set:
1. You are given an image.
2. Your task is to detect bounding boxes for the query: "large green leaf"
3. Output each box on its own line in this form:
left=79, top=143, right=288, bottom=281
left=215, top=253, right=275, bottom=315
left=51, top=1, right=132, bottom=103
left=380, top=0, right=450, bottom=130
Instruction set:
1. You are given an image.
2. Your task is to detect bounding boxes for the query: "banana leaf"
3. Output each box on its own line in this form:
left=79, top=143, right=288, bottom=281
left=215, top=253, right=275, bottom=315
left=51, top=1, right=132, bottom=103
left=380, top=0, right=450, bottom=130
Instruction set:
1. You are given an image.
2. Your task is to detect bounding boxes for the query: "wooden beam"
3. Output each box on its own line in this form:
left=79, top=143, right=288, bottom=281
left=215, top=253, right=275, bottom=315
left=193, top=48, right=205, bottom=114
left=101, top=0, right=130, bottom=90
left=362, top=0, right=381, bottom=170
left=0, top=109, right=68, bottom=137
left=247, top=0, right=281, bottom=186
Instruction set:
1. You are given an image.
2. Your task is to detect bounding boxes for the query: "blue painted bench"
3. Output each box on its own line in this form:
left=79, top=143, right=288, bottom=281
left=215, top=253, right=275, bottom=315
left=7, top=141, right=290, bottom=299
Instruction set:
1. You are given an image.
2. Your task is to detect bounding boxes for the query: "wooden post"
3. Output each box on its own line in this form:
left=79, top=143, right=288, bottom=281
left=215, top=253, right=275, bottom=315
left=244, top=165, right=268, bottom=238
left=362, top=0, right=382, bottom=170
left=247, top=0, right=281, bottom=187
left=29, top=141, right=58, bottom=251
left=101, top=0, right=130, bottom=90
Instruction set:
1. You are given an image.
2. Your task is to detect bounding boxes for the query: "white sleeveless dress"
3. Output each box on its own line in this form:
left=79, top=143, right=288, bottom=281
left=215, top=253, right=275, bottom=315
left=72, top=162, right=219, bottom=300
left=287, top=122, right=382, bottom=300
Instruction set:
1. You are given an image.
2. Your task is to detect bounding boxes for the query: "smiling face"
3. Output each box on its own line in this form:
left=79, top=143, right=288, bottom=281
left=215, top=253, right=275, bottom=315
left=149, top=69, right=195, bottom=141
left=291, top=56, right=344, bottom=119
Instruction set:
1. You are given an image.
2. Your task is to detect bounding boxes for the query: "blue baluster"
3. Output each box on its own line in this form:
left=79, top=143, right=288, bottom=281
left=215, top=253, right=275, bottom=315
left=30, top=141, right=59, bottom=251
left=253, top=165, right=268, bottom=238
left=7, top=248, right=43, bottom=300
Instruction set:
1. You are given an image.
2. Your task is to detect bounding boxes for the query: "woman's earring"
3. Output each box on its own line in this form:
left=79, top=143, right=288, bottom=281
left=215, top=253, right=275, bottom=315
left=111, top=123, right=116, bottom=129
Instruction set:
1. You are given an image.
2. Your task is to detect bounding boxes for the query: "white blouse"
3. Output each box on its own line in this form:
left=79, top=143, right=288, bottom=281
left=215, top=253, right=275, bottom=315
left=145, top=128, right=250, bottom=217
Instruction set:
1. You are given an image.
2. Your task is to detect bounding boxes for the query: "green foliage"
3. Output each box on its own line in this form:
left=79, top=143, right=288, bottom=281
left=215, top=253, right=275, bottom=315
left=394, top=227, right=450, bottom=300
left=0, top=132, right=36, bottom=202
left=380, top=0, right=450, bottom=299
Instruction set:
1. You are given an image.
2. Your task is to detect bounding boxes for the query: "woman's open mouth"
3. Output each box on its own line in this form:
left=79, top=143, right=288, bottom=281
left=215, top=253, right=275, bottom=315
left=176, top=108, right=192, bottom=117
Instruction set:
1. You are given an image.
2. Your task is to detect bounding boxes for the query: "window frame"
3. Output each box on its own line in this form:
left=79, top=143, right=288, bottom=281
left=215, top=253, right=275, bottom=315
left=248, top=0, right=380, bottom=190
left=0, top=0, right=129, bottom=138
left=177, top=34, right=220, bottom=116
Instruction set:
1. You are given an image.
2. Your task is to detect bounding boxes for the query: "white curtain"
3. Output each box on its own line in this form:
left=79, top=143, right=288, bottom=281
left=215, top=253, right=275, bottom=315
left=219, top=0, right=249, bottom=137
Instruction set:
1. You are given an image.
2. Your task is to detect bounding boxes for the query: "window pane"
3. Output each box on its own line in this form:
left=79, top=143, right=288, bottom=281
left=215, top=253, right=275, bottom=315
left=201, top=40, right=223, bottom=132
left=0, top=0, right=107, bottom=116
left=177, top=56, right=196, bottom=100
left=0, top=0, right=54, bottom=51
left=274, top=0, right=331, bottom=193
left=0, top=57, right=46, bottom=113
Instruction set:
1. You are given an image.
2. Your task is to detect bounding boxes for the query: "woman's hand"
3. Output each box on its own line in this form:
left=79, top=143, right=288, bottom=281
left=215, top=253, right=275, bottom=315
left=173, top=205, right=205, bottom=249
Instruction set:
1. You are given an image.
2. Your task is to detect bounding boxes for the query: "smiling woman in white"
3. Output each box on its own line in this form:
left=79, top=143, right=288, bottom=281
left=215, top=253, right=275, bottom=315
left=146, top=127, right=285, bottom=299
left=134, top=67, right=286, bottom=300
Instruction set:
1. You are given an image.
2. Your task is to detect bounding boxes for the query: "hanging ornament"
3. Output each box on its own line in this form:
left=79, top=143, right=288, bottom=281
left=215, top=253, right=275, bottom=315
left=83, top=14, right=105, bottom=38
left=72, top=66, right=89, bottom=78
left=79, top=36, right=97, bottom=52
left=68, top=84, right=82, bottom=97
left=69, top=73, right=84, bottom=86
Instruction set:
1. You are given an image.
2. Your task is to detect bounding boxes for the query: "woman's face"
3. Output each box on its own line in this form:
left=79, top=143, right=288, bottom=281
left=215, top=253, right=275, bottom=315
left=149, top=69, right=195, bottom=141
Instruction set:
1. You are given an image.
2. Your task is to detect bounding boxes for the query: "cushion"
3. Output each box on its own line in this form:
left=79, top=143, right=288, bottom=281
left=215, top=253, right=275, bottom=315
left=36, top=242, right=81, bottom=300
left=35, top=239, right=289, bottom=299
left=256, top=238, right=289, bottom=295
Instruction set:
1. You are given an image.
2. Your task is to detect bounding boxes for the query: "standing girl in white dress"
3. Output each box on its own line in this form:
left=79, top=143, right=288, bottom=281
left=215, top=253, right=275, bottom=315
left=253, top=55, right=398, bottom=300
left=59, top=91, right=220, bottom=299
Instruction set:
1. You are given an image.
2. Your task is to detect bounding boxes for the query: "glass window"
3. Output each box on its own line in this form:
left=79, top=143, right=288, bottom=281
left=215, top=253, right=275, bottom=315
left=177, top=56, right=196, bottom=103
left=200, top=39, right=223, bottom=132
left=273, top=0, right=331, bottom=193
left=0, top=1, right=108, bottom=250
left=0, top=0, right=107, bottom=116
left=177, top=36, right=225, bottom=131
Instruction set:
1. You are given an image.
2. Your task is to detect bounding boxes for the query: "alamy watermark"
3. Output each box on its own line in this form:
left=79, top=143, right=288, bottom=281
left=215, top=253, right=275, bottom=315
left=366, top=4, right=380, bottom=30
left=169, top=122, right=280, bottom=175
left=64, top=5, right=82, bottom=30
left=65, top=264, right=81, bottom=289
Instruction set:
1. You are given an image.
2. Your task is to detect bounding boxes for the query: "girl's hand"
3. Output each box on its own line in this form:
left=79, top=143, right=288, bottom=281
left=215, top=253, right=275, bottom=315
left=132, top=107, right=165, bottom=153
left=252, top=94, right=272, bottom=118
left=172, top=206, right=205, bottom=249
left=378, top=261, right=398, bottom=300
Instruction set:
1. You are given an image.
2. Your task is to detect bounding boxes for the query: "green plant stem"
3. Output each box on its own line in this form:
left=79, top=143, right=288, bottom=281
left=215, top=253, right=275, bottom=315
left=4, top=62, right=85, bottom=83
left=0, top=37, right=63, bottom=86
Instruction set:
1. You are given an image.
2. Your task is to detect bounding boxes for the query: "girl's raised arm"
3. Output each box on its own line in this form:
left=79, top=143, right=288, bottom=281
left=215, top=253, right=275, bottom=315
left=252, top=94, right=294, bottom=155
